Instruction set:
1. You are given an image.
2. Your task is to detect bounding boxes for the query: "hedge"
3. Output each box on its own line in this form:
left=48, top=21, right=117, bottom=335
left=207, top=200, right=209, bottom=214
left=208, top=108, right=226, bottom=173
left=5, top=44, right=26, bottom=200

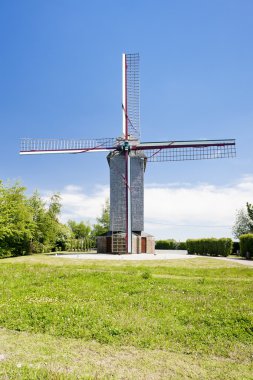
left=177, top=241, right=187, bottom=250
left=155, top=240, right=186, bottom=250
left=186, top=238, right=232, bottom=257
left=155, top=239, right=177, bottom=250
left=232, top=241, right=240, bottom=254
left=239, top=234, right=253, bottom=259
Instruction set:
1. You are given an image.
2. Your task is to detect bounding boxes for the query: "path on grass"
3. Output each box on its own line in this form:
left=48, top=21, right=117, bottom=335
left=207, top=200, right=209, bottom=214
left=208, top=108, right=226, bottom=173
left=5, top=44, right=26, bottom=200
left=55, top=250, right=253, bottom=266
left=213, top=256, right=253, bottom=267
left=55, top=250, right=193, bottom=261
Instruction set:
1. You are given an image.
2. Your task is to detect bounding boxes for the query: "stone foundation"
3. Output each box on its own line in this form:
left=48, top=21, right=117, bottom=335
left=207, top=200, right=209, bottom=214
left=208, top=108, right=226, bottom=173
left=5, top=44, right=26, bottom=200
left=97, top=232, right=155, bottom=254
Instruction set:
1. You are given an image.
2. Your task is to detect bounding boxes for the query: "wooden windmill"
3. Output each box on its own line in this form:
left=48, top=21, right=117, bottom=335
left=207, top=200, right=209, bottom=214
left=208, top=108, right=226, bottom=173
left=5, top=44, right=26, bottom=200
left=20, top=53, right=236, bottom=254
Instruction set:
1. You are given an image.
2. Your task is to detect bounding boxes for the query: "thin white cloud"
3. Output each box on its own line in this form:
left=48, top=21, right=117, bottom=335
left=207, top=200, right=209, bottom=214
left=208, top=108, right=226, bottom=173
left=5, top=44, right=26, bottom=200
left=43, top=175, right=253, bottom=241
left=144, top=175, right=253, bottom=240
left=43, top=185, right=109, bottom=224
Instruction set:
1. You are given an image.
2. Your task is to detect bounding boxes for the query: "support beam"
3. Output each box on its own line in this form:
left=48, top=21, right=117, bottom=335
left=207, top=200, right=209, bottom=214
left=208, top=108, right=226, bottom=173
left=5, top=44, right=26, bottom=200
left=127, top=153, right=132, bottom=253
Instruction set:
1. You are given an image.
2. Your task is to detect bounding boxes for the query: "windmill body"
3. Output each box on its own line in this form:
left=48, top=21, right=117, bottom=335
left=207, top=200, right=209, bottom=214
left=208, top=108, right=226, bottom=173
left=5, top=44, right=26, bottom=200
left=20, top=53, right=236, bottom=254
left=105, top=147, right=148, bottom=254
left=108, top=149, right=145, bottom=233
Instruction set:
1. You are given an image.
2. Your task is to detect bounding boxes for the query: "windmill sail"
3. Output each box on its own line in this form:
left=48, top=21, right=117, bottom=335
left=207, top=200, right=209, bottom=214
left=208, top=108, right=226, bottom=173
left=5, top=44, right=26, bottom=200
left=20, top=138, right=117, bottom=154
left=135, top=139, right=236, bottom=162
left=122, top=53, right=140, bottom=140
left=122, top=53, right=140, bottom=253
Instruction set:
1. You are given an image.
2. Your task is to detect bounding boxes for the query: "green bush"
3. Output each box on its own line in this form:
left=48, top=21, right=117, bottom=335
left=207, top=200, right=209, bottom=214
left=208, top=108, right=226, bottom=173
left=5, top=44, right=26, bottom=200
left=239, top=234, right=253, bottom=259
left=155, top=240, right=187, bottom=250
left=186, top=239, right=194, bottom=255
left=177, top=241, right=187, bottom=250
left=219, top=238, right=233, bottom=257
left=155, top=239, right=177, bottom=250
left=232, top=241, right=240, bottom=254
left=186, top=238, right=232, bottom=257
left=141, top=270, right=152, bottom=279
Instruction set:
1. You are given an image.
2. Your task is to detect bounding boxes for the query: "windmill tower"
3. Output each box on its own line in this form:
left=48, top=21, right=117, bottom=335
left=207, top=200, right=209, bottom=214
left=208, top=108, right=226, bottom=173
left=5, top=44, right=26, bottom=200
left=20, top=53, right=236, bottom=254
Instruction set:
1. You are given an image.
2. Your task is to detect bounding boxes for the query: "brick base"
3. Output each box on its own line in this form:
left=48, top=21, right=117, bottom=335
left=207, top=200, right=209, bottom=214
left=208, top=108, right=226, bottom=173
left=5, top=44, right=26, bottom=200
left=97, top=233, right=155, bottom=254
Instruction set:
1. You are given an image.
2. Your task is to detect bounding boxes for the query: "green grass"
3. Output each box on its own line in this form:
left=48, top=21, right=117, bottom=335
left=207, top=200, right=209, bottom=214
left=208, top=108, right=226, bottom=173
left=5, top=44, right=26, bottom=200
left=0, top=255, right=253, bottom=379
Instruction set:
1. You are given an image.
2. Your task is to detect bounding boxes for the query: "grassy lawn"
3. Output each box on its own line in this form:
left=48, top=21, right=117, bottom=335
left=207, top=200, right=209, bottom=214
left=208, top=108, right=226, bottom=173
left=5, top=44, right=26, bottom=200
left=0, top=255, right=252, bottom=379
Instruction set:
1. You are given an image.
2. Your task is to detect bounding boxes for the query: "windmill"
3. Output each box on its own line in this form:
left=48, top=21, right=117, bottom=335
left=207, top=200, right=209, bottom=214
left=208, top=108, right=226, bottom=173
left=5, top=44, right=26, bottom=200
left=20, top=53, right=236, bottom=254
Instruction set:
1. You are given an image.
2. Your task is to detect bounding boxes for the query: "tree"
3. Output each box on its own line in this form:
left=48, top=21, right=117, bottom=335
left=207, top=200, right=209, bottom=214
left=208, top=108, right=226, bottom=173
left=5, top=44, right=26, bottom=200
left=0, top=181, right=33, bottom=257
left=67, top=220, right=93, bottom=251
left=0, top=180, right=111, bottom=256
left=246, top=203, right=253, bottom=230
left=28, top=191, right=66, bottom=253
left=68, top=220, right=91, bottom=239
left=54, top=223, right=72, bottom=252
left=43, top=193, right=64, bottom=250
left=232, top=207, right=253, bottom=239
left=0, top=181, right=72, bottom=256
left=92, top=199, right=110, bottom=236
left=27, top=191, right=47, bottom=252
left=48, top=193, right=62, bottom=221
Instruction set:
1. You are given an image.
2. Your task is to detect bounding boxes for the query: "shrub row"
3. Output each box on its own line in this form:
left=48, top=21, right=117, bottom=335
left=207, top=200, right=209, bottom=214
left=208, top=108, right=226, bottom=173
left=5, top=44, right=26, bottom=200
left=239, top=234, right=253, bottom=259
left=232, top=241, right=240, bottom=254
left=155, top=239, right=186, bottom=250
left=186, top=238, right=233, bottom=257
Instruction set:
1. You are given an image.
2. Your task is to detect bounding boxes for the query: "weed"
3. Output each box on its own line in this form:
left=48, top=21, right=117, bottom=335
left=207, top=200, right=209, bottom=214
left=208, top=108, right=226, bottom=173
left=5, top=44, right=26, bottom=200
left=141, top=270, right=152, bottom=279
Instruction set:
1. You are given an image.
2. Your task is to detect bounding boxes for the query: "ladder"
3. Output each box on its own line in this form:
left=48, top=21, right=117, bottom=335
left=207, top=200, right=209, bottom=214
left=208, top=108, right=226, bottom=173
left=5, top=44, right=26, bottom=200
left=112, top=232, right=126, bottom=254
left=110, top=173, right=128, bottom=254
left=111, top=213, right=127, bottom=254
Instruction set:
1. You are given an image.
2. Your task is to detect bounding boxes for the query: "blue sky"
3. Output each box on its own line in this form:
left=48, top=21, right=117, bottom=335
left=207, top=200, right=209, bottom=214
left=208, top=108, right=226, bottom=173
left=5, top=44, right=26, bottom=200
left=0, top=0, right=252, bottom=240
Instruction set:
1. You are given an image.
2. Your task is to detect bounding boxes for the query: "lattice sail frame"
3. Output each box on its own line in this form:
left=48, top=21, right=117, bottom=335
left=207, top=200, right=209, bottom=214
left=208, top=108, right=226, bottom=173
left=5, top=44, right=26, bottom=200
left=135, top=139, right=236, bottom=162
left=122, top=53, right=140, bottom=140
left=20, top=138, right=117, bottom=154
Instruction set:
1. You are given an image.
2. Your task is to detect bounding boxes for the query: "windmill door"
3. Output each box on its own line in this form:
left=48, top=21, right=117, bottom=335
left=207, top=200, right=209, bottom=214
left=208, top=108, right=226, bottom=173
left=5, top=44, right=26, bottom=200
left=106, top=237, right=112, bottom=253
left=141, top=237, right=146, bottom=253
